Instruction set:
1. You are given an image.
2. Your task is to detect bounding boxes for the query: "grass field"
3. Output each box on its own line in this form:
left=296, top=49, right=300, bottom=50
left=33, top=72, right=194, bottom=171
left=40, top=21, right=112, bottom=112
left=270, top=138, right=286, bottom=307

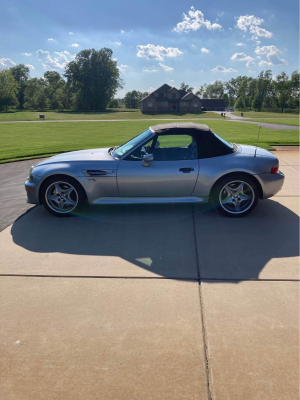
left=0, top=110, right=225, bottom=121
left=233, top=111, right=299, bottom=119
left=0, top=120, right=299, bottom=163
left=244, top=118, right=299, bottom=126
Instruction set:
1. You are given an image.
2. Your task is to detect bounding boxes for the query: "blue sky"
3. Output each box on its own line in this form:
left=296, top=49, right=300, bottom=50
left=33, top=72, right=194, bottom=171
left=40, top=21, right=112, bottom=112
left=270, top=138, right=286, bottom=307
left=0, top=0, right=298, bottom=96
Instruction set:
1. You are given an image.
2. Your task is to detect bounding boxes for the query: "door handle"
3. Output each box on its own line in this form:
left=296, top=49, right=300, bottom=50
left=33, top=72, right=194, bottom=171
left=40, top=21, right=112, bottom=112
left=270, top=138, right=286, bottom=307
left=179, top=167, right=194, bottom=173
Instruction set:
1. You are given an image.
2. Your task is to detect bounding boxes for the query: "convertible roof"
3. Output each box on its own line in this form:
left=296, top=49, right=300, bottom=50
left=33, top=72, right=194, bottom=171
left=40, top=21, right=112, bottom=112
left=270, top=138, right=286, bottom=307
left=150, top=122, right=210, bottom=134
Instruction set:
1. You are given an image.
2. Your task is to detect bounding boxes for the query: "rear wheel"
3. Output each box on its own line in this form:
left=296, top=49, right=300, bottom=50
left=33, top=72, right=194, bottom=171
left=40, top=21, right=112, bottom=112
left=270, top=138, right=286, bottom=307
left=212, top=174, right=259, bottom=218
left=41, top=176, right=86, bottom=217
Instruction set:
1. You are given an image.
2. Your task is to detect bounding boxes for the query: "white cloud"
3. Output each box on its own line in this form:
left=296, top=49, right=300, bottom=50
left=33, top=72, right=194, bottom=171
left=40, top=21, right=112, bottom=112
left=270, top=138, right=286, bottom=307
left=22, top=52, right=32, bottom=56
left=47, top=38, right=55, bottom=42
left=257, top=56, right=261, bottom=59
left=71, top=43, right=79, bottom=47
left=36, top=49, right=74, bottom=70
left=69, top=32, right=73, bottom=35
left=120, top=29, right=125, bottom=34
left=0, top=58, right=16, bottom=68
left=246, top=59, right=255, bottom=67
left=237, top=43, right=245, bottom=46
left=136, top=44, right=183, bottom=60
left=258, top=53, right=288, bottom=66
left=117, top=66, right=126, bottom=73
left=173, top=6, right=222, bottom=32
left=212, top=65, right=237, bottom=73
left=236, top=15, right=264, bottom=31
left=158, top=63, right=174, bottom=71
left=249, top=70, right=256, bottom=73
left=258, top=60, right=272, bottom=66
left=120, top=64, right=127, bottom=68
left=143, top=68, right=159, bottom=72
left=26, top=64, right=35, bottom=70
left=249, top=25, right=272, bottom=38
left=231, top=52, right=250, bottom=61
left=114, top=41, right=122, bottom=46
left=255, top=45, right=280, bottom=55
left=231, top=52, right=255, bottom=67
left=191, top=44, right=196, bottom=48
left=201, top=47, right=209, bottom=53
left=255, top=45, right=288, bottom=66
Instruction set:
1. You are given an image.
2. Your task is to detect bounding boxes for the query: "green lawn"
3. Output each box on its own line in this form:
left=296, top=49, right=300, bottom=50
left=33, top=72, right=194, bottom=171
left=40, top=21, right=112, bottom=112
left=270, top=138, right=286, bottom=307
left=1, top=120, right=298, bottom=163
left=244, top=118, right=299, bottom=126
left=232, top=111, right=299, bottom=119
left=0, top=110, right=225, bottom=121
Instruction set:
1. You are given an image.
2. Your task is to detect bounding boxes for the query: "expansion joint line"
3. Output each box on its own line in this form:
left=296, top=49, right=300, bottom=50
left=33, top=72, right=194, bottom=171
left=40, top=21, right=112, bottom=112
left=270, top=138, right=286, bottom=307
left=192, top=205, right=212, bottom=400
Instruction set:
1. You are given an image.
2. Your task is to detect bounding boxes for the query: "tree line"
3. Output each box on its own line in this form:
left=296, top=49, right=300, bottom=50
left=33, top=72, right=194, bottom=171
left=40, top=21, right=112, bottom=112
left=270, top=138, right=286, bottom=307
left=0, top=48, right=123, bottom=112
left=194, top=71, right=299, bottom=112
left=0, top=46, right=298, bottom=113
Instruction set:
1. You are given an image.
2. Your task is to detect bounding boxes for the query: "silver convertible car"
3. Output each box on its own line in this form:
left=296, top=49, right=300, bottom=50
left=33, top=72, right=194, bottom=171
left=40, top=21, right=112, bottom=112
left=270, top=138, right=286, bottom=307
left=25, top=122, right=284, bottom=218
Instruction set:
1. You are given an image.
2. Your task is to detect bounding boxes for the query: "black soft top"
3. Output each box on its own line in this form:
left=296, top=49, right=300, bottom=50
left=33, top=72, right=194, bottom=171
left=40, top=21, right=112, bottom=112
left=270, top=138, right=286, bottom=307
left=149, top=122, right=234, bottom=159
left=150, top=122, right=210, bottom=134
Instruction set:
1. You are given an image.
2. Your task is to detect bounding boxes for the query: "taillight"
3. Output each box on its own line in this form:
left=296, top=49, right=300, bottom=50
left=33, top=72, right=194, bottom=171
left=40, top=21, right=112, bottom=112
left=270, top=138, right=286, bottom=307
left=271, top=166, right=279, bottom=174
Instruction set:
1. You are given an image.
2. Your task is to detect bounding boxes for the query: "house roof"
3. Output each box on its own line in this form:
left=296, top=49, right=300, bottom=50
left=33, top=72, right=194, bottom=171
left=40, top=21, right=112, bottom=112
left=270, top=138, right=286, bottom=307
left=201, top=99, right=226, bottom=107
left=150, top=122, right=210, bottom=133
left=155, top=83, right=172, bottom=93
left=181, top=92, right=198, bottom=100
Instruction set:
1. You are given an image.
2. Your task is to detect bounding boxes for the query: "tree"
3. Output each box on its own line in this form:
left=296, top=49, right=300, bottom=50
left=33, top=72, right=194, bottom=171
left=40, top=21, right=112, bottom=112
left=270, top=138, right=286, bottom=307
left=273, top=72, right=293, bottom=112
left=180, top=82, right=194, bottom=93
left=254, top=70, right=272, bottom=111
left=64, top=48, right=123, bottom=110
left=24, top=78, right=48, bottom=109
left=221, top=93, right=229, bottom=107
left=10, top=64, right=30, bottom=109
left=204, top=80, right=224, bottom=98
left=0, top=69, right=19, bottom=111
left=234, top=97, right=246, bottom=111
left=44, top=71, right=66, bottom=109
left=109, top=99, right=119, bottom=108
left=125, top=90, right=143, bottom=108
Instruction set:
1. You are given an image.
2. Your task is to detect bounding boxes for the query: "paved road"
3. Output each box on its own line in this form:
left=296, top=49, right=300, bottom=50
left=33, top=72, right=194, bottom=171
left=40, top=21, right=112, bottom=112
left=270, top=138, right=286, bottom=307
left=213, top=111, right=299, bottom=130
left=0, top=152, right=299, bottom=399
left=0, top=158, right=44, bottom=232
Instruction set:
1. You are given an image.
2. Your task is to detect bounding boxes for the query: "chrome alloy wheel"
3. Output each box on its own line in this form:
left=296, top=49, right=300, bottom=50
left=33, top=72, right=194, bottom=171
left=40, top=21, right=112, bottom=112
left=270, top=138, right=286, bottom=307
left=219, top=180, right=254, bottom=215
left=45, top=181, right=78, bottom=214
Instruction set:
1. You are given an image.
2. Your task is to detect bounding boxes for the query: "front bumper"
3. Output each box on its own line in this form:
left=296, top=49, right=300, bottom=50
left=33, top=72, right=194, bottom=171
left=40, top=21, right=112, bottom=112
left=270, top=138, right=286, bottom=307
left=255, top=171, right=285, bottom=199
left=25, top=178, right=40, bottom=204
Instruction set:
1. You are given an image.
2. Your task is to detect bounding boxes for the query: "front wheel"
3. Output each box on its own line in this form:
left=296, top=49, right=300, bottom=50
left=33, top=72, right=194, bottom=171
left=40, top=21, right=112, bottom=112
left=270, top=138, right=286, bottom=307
left=40, top=176, right=86, bottom=217
left=212, top=174, right=259, bottom=218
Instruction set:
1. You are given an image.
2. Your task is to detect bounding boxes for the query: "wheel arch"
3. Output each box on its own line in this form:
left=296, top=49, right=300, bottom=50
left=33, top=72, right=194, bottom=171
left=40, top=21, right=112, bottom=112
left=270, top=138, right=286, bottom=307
left=209, top=171, right=263, bottom=201
left=38, top=173, right=87, bottom=204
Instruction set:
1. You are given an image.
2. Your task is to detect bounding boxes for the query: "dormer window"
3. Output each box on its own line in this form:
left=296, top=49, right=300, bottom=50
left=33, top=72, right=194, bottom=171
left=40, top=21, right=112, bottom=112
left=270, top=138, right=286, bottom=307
left=154, top=93, right=158, bottom=98
left=172, top=93, right=176, bottom=99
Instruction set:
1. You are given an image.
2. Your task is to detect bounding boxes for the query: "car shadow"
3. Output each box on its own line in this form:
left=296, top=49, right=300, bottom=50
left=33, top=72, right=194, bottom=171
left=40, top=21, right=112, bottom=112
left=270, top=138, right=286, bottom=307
left=10, top=199, right=299, bottom=281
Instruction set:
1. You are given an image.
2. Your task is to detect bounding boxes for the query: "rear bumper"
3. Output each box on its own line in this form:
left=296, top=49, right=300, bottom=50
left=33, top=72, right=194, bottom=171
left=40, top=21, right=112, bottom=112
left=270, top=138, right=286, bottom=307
left=255, top=171, right=285, bottom=199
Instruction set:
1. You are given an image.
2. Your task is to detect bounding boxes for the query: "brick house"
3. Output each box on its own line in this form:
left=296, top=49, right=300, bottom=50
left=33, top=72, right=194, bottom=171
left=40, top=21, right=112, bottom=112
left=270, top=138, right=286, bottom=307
left=140, top=84, right=202, bottom=113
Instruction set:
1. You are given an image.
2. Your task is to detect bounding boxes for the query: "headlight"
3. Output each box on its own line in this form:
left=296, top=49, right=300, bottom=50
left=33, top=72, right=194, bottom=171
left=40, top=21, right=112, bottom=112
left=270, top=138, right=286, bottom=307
left=28, top=166, right=35, bottom=182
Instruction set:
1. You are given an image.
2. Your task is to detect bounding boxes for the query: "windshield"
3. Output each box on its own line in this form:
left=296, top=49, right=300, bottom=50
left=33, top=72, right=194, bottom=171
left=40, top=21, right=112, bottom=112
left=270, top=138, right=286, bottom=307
left=213, top=131, right=234, bottom=150
left=113, top=129, right=152, bottom=158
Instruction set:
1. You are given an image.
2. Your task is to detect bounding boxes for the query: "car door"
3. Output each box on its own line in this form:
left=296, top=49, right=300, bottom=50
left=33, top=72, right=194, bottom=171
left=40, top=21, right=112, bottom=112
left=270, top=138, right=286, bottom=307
left=117, top=133, right=199, bottom=197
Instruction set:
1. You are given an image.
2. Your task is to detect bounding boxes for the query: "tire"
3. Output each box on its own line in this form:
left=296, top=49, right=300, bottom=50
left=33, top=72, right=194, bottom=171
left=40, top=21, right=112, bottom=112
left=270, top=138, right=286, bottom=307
left=211, top=173, right=259, bottom=218
left=40, top=175, right=86, bottom=217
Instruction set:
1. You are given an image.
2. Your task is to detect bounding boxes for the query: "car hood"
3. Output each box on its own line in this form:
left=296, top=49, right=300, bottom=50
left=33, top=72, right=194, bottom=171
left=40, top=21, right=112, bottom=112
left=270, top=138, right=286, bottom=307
left=35, top=148, right=116, bottom=167
left=238, top=144, right=277, bottom=159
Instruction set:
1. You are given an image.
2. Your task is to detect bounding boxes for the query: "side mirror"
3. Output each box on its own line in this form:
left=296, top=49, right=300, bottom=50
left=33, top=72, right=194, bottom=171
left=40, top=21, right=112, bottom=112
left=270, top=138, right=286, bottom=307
left=142, top=154, right=154, bottom=167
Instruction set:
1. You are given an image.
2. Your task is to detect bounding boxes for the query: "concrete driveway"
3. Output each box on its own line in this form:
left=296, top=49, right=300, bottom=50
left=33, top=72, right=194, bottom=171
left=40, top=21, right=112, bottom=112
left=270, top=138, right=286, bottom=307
left=0, top=152, right=299, bottom=399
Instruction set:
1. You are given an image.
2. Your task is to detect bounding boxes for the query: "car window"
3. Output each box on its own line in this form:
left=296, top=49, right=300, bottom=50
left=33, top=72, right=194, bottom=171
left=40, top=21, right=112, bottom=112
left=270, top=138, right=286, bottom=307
left=153, top=134, right=198, bottom=161
left=113, top=129, right=152, bottom=158
left=124, top=139, right=155, bottom=161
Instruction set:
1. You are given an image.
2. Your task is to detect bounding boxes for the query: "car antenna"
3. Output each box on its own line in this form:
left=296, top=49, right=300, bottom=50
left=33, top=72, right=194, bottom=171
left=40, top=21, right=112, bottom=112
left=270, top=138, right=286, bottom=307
left=254, top=126, right=261, bottom=157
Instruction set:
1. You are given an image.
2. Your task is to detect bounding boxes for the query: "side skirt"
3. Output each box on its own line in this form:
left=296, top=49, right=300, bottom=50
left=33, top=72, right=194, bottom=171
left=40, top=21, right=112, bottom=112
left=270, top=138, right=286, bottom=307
left=90, top=197, right=208, bottom=205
